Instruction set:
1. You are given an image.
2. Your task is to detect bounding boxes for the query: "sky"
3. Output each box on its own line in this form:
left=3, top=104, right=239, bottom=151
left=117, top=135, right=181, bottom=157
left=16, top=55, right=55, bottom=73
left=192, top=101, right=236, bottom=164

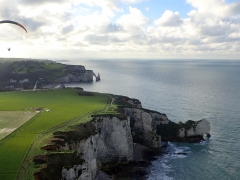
left=0, top=0, right=240, bottom=60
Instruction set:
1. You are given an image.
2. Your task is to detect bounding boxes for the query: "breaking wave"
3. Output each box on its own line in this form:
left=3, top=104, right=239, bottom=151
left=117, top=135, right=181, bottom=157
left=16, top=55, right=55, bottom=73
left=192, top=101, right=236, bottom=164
left=147, top=142, right=190, bottom=180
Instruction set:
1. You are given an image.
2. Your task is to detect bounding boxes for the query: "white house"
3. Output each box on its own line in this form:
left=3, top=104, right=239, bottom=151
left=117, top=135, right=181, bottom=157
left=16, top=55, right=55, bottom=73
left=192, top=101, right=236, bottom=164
left=10, top=79, right=17, bottom=83
left=19, top=79, right=29, bottom=83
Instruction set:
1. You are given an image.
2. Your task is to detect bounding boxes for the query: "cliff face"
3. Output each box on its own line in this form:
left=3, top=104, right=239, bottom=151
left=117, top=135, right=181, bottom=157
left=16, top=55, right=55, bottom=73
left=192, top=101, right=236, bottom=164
left=124, top=108, right=163, bottom=148
left=58, top=71, right=94, bottom=83
left=178, top=119, right=211, bottom=138
left=34, top=97, right=211, bottom=180
left=155, top=118, right=211, bottom=142
left=35, top=116, right=134, bottom=180
left=58, top=66, right=94, bottom=83
left=65, top=116, right=134, bottom=180
left=125, top=107, right=210, bottom=143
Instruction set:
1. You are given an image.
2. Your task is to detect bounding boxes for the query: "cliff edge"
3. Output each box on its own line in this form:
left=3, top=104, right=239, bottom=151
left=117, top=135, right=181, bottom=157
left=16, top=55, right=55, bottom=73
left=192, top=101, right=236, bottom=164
left=33, top=94, right=210, bottom=180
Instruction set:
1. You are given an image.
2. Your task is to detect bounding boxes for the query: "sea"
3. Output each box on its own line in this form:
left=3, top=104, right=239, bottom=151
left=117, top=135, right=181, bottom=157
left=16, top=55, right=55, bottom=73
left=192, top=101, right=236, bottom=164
left=60, top=59, right=240, bottom=180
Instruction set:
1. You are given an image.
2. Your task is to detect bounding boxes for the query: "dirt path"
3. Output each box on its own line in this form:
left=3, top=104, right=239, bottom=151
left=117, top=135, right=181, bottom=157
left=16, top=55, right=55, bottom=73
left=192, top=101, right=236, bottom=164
left=106, top=94, right=115, bottom=107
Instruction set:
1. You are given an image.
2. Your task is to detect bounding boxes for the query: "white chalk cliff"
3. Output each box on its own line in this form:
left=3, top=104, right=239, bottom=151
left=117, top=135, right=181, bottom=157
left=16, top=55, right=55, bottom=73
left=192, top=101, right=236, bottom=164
left=60, top=116, right=133, bottom=180
left=34, top=97, right=211, bottom=180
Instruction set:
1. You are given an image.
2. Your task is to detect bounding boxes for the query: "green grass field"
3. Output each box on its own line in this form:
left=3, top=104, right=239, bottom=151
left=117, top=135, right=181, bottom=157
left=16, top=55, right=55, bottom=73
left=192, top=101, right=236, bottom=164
left=0, top=88, right=109, bottom=180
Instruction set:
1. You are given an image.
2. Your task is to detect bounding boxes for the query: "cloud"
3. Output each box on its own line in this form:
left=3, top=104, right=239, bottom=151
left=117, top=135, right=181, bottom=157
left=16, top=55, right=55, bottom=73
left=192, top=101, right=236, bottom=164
left=227, top=2, right=240, bottom=16
left=0, top=3, right=20, bottom=19
left=73, top=12, right=113, bottom=33
left=93, top=0, right=121, bottom=17
left=155, top=10, right=183, bottom=27
left=117, top=7, right=150, bottom=30
left=199, top=24, right=230, bottom=37
left=186, top=0, right=240, bottom=17
left=75, top=0, right=121, bottom=17
left=19, top=18, right=45, bottom=32
left=184, top=0, right=240, bottom=46
left=99, top=23, right=123, bottom=33
left=85, top=34, right=123, bottom=44
left=119, top=0, right=146, bottom=4
left=19, top=0, right=64, bottom=5
left=1, top=0, right=240, bottom=59
left=62, top=24, right=75, bottom=34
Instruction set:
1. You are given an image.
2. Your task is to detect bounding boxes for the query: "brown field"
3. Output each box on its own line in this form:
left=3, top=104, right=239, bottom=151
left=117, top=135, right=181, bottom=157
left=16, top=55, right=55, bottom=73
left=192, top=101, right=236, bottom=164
left=0, top=111, right=37, bottom=140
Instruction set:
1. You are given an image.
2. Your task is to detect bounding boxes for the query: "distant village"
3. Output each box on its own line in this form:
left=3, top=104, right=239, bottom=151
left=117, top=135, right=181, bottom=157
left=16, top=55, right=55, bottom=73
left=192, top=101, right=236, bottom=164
left=4, top=65, right=100, bottom=91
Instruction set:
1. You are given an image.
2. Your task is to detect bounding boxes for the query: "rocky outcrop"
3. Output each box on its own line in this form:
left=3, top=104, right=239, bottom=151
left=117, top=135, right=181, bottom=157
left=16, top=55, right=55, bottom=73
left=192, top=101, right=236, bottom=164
left=33, top=96, right=211, bottom=180
left=124, top=107, right=210, bottom=143
left=177, top=119, right=211, bottom=142
left=115, top=96, right=142, bottom=108
left=188, top=119, right=210, bottom=137
left=94, top=73, right=101, bottom=81
left=58, top=66, right=95, bottom=83
left=124, top=108, right=163, bottom=148
left=156, top=118, right=210, bottom=142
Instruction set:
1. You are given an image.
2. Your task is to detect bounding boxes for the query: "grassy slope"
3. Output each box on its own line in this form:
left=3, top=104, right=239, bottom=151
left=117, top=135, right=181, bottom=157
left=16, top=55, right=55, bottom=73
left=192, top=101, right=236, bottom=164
left=0, top=89, right=109, bottom=180
left=0, top=62, right=11, bottom=86
left=9, top=61, right=66, bottom=78
left=0, top=60, right=68, bottom=88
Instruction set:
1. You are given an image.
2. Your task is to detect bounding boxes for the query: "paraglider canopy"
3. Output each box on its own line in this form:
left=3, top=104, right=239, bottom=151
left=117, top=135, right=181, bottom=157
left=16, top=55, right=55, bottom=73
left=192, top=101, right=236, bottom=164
left=0, top=20, right=27, bottom=33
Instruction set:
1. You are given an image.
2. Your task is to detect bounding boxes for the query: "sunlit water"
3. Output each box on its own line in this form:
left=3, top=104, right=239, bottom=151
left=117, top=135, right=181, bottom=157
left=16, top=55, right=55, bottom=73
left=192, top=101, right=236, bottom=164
left=60, top=59, right=240, bottom=180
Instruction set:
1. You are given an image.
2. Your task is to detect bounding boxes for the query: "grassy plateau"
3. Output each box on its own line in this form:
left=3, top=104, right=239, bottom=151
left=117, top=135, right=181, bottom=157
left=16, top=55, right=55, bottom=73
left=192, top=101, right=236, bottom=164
left=0, top=88, right=109, bottom=180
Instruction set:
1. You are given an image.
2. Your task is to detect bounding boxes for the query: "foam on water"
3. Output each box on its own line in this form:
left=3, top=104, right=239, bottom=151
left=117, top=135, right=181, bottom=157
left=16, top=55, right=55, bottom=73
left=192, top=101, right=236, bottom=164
left=147, top=142, right=190, bottom=180
left=195, top=140, right=207, bottom=146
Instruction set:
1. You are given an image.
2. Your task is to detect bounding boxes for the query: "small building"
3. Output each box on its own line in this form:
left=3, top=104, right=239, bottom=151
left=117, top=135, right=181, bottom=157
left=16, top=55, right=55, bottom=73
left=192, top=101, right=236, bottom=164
left=55, top=84, right=65, bottom=89
left=19, top=79, right=29, bottom=83
left=4, top=85, right=15, bottom=90
left=10, top=79, right=17, bottom=83
left=43, top=84, right=65, bottom=89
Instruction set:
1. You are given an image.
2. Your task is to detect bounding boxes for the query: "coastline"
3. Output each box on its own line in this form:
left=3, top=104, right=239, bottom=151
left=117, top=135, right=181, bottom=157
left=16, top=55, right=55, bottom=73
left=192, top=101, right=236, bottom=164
left=31, top=92, right=210, bottom=180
